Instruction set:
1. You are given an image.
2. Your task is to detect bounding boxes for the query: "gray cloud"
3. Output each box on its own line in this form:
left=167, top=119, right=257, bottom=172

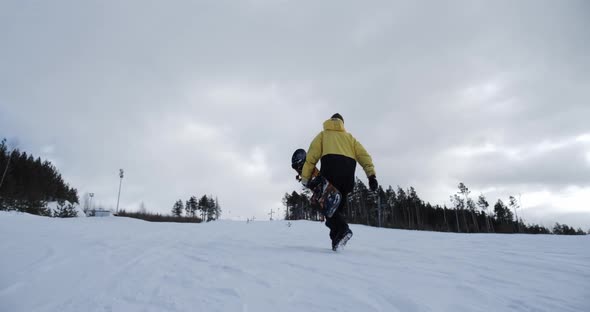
left=1, top=0, right=589, bottom=226
left=452, top=142, right=590, bottom=189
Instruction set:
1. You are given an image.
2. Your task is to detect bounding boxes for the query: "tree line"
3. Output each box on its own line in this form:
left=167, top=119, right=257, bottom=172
left=283, top=180, right=588, bottom=235
left=116, top=209, right=201, bottom=223
left=0, top=138, right=79, bottom=217
left=113, top=195, right=222, bottom=224
left=171, top=195, right=222, bottom=222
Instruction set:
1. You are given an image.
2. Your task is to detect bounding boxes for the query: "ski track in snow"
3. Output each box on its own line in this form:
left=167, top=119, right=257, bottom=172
left=1, top=212, right=589, bottom=312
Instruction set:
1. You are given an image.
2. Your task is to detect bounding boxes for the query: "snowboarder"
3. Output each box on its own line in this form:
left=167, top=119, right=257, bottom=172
left=300, top=113, right=378, bottom=250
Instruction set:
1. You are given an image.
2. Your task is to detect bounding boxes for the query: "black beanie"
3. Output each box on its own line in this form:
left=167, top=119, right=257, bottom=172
left=331, top=113, right=343, bottom=123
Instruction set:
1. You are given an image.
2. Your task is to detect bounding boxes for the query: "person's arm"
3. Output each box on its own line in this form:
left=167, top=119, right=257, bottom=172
left=354, top=138, right=376, bottom=178
left=301, top=132, right=323, bottom=185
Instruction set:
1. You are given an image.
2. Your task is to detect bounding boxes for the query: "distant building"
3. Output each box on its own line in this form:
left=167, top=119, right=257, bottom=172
left=88, top=209, right=111, bottom=217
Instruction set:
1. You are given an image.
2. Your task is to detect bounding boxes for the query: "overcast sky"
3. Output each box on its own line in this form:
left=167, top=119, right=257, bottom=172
left=1, top=1, right=589, bottom=228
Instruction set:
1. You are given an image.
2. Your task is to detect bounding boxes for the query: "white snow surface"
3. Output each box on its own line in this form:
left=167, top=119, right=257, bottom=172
left=1, top=212, right=589, bottom=312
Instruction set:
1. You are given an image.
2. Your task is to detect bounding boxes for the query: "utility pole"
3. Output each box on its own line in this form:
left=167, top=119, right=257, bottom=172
left=268, top=209, right=275, bottom=221
left=116, top=169, right=124, bottom=214
left=89, top=193, right=94, bottom=216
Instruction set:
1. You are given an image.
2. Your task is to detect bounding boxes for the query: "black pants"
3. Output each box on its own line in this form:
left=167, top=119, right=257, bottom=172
left=325, top=193, right=349, bottom=242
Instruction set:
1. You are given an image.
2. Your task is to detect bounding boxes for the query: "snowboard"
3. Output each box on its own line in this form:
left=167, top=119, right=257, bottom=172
left=291, top=148, right=342, bottom=218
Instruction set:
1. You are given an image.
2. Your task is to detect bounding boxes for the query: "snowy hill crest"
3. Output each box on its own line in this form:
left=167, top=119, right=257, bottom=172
left=0, top=213, right=589, bottom=312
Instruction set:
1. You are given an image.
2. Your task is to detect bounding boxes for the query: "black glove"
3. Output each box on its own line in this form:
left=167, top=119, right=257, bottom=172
left=368, top=175, right=378, bottom=192
left=307, top=176, right=324, bottom=190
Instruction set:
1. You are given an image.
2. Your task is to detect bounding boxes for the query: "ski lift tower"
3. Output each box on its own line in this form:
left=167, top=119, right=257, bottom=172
left=116, top=169, right=124, bottom=214
left=89, top=193, right=94, bottom=210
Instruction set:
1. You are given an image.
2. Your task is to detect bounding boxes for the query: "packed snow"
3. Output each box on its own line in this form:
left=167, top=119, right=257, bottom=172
left=1, top=212, right=588, bottom=312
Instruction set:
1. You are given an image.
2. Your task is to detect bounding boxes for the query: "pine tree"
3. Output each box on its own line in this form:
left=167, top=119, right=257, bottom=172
left=282, top=193, right=291, bottom=220
left=409, top=187, right=421, bottom=229
left=466, top=197, right=480, bottom=233
left=198, top=195, right=209, bottom=221
left=186, top=196, right=198, bottom=218
left=450, top=194, right=464, bottom=232
left=172, top=200, right=184, bottom=217
left=508, top=196, right=520, bottom=233
left=494, top=199, right=514, bottom=232
left=442, top=205, right=449, bottom=231
left=350, top=179, right=370, bottom=225
left=0, top=138, right=11, bottom=193
left=385, top=186, right=396, bottom=227
left=457, top=183, right=471, bottom=233
left=214, top=197, right=221, bottom=220
left=553, top=223, right=562, bottom=234
left=477, top=194, right=493, bottom=233
left=282, top=190, right=314, bottom=221
left=54, top=201, right=78, bottom=218
left=207, top=196, right=216, bottom=221
left=0, top=139, right=78, bottom=214
left=396, top=187, right=408, bottom=228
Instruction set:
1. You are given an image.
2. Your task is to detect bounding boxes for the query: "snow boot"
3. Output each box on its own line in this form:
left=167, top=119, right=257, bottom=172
left=332, top=229, right=353, bottom=251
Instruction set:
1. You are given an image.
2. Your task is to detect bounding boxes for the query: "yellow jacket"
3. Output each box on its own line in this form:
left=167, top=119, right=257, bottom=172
left=302, top=118, right=376, bottom=194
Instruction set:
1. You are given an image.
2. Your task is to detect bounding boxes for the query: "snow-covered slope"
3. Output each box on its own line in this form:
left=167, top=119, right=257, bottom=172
left=1, top=212, right=588, bottom=312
